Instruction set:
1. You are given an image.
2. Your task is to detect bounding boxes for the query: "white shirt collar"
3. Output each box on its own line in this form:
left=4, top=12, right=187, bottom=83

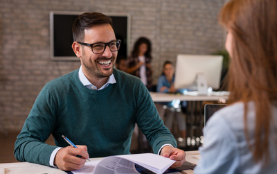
left=78, top=65, right=116, bottom=90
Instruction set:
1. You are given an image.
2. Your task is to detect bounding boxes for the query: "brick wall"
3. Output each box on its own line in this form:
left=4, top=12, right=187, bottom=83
left=0, top=0, right=225, bottom=132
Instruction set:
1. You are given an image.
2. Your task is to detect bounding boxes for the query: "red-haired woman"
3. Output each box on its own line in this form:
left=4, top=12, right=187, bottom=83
left=195, top=0, right=277, bottom=173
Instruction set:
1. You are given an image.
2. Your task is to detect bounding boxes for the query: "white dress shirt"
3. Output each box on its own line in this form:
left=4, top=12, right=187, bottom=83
left=138, top=56, right=147, bottom=85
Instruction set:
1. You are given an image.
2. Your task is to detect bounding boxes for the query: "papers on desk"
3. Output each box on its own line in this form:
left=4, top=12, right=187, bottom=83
left=72, top=153, right=175, bottom=174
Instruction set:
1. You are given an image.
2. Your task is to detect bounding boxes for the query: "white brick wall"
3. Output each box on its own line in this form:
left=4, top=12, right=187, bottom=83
left=90, top=0, right=225, bottom=81
left=0, top=0, right=225, bottom=132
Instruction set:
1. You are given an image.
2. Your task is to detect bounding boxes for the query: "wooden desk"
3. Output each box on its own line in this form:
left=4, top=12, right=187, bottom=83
left=0, top=151, right=199, bottom=174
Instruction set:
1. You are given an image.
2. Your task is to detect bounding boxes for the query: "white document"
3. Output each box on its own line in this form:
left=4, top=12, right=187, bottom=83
left=72, top=153, right=175, bottom=174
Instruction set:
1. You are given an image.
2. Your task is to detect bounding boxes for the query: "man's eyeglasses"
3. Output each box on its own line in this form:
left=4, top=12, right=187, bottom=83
left=77, top=39, right=121, bottom=54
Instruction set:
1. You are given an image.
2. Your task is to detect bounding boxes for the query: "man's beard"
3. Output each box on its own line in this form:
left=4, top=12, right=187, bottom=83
left=83, top=55, right=116, bottom=79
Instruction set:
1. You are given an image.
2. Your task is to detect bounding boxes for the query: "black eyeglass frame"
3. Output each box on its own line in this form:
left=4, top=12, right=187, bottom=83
left=77, top=39, right=121, bottom=54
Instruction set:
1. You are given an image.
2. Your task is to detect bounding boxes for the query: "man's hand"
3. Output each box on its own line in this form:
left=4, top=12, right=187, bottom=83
left=160, top=146, right=186, bottom=168
left=54, top=145, right=89, bottom=171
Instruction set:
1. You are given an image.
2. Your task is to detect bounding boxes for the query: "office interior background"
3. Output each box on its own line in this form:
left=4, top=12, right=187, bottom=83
left=0, top=0, right=227, bottom=163
left=0, top=1, right=229, bottom=164
left=0, top=0, right=226, bottom=134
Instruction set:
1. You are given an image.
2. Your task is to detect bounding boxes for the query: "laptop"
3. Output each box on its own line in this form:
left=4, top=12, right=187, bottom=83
left=204, top=104, right=227, bottom=126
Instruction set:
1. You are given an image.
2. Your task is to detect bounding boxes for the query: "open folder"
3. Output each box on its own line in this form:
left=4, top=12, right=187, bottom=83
left=69, top=153, right=175, bottom=174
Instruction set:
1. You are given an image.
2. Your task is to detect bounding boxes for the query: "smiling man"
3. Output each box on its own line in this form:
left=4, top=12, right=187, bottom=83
left=14, top=12, right=185, bottom=171
left=74, top=22, right=117, bottom=88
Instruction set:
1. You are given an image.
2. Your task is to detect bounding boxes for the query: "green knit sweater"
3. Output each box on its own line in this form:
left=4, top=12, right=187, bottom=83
left=14, top=68, right=176, bottom=166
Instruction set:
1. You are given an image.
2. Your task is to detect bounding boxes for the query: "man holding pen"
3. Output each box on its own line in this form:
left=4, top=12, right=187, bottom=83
left=14, top=12, right=185, bottom=171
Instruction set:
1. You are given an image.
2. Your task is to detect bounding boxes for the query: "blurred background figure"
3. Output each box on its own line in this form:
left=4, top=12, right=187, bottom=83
left=156, top=61, right=187, bottom=147
left=116, top=55, right=127, bottom=72
left=127, top=37, right=153, bottom=91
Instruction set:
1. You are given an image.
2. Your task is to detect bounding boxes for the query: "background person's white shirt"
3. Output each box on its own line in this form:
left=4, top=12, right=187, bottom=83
left=138, top=56, right=147, bottom=85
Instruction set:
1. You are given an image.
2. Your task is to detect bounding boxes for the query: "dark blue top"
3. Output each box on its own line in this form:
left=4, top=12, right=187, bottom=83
left=156, top=75, right=187, bottom=107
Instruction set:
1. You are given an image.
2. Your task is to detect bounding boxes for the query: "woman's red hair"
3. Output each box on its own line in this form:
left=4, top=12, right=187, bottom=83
left=219, top=0, right=277, bottom=164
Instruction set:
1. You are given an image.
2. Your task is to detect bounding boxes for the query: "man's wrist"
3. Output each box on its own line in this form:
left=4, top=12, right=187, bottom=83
left=158, top=144, right=173, bottom=155
left=49, top=147, right=62, bottom=167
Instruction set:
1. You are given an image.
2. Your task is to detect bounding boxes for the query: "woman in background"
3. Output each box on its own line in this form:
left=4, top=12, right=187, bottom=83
left=127, top=37, right=153, bottom=91
left=156, top=61, right=186, bottom=144
left=194, top=0, right=277, bottom=173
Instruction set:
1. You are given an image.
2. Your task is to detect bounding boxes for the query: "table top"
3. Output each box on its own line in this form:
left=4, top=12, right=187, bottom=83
left=0, top=151, right=200, bottom=174
left=150, top=91, right=229, bottom=102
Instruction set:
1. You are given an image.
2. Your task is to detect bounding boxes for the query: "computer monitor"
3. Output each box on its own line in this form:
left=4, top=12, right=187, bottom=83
left=175, top=54, right=223, bottom=94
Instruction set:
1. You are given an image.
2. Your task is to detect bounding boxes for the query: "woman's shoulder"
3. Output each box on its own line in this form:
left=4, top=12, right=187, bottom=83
left=145, top=56, right=152, bottom=62
left=208, top=102, right=254, bottom=138
left=157, top=75, right=166, bottom=81
left=127, top=55, right=138, bottom=64
left=210, top=102, right=245, bottom=123
left=158, top=74, right=166, bottom=78
left=216, top=102, right=244, bottom=116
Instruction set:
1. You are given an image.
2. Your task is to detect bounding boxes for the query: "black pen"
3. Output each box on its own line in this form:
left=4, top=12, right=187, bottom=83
left=62, top=135, right=90, bottom=161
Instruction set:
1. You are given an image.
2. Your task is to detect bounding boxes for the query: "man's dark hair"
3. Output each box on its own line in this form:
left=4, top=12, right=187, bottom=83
left=161, top=60, right=173, bottom=75
left=72, top=12, right=113, bottom=42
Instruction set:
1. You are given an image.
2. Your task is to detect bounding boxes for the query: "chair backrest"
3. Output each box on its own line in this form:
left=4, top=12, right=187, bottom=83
left=204, top=104, right=226, bottom=126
